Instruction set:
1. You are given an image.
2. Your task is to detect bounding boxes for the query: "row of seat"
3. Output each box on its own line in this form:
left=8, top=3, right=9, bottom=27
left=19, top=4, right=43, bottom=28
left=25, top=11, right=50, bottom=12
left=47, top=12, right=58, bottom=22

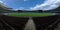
left=0, top=15, right=60, bottom=30
left=33, top=15, right=60, bottom=30
left=0, top=15, right=29, bottom=30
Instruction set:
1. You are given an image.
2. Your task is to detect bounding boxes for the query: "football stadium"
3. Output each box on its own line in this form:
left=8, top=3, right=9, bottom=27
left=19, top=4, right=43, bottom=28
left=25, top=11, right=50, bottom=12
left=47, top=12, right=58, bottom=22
left=0, top=0, right=60, bottom=30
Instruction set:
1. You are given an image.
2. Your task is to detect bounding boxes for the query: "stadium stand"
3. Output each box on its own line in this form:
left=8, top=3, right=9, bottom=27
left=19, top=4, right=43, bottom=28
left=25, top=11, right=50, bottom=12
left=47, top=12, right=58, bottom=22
left=0, top=15, right=29, bottom=30
left=0, top=15, right=60, bottom=30
left=32, top=15, right=60, bottom=30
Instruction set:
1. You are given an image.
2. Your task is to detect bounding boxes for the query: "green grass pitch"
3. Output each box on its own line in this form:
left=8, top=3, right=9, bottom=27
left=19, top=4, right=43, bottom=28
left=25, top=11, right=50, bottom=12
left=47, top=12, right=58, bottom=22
left=7, top=13, right=53, bottom=17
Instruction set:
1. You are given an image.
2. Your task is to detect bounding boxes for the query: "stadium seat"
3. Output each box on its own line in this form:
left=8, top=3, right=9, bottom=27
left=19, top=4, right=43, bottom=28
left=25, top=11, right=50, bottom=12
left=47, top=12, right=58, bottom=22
left=32, top=15, right=60, bottom=30
left=0, top=15, right=29, bottom=30
left=0, top=15, right=60, bottom=30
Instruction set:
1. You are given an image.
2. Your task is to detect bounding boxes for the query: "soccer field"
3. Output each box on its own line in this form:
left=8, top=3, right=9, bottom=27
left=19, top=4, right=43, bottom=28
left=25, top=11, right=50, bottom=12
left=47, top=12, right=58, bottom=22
left=7, top=13, right=54, bottom=17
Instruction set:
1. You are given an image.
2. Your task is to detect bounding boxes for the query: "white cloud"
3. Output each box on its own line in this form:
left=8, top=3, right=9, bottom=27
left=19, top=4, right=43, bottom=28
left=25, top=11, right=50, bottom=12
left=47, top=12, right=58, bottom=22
left=0, top=1, right=9, bottom=7
left=0, top=1, right=7, bottom=5
left=14, top=7, right=24, bottom=10
left=30, top=0, right=60, bottom=11
left=0, top=1, right=3, bottom=3
left=24, top=0, right=28, bottom=1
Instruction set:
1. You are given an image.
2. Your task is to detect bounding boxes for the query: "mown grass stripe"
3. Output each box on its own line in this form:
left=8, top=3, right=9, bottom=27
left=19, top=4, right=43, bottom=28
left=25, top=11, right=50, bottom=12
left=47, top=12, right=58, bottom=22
left=7, top=13, right=53, bottom=17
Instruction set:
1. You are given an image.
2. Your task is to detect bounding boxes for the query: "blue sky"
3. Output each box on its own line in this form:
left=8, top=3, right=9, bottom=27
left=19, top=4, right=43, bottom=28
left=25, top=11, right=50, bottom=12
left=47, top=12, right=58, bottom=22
left=0, top=0, right=44, bottom=10
left=0, top=0, right=60, bottom=11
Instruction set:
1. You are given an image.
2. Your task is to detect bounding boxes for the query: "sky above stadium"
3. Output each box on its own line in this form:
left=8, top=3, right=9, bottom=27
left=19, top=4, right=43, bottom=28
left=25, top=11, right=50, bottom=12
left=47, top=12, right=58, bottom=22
left=0, top=0, right=60, bottom=11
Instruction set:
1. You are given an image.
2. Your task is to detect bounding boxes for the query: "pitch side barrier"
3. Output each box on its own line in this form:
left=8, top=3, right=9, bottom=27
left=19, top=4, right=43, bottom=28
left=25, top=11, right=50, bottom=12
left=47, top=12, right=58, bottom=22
left=0, top=10, right=60, bottom=13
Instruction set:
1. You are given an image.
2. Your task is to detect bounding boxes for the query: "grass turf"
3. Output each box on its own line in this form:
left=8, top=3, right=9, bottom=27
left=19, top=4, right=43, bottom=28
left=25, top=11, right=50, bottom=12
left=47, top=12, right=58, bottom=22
left=7, top=13, right=53, bottom=17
